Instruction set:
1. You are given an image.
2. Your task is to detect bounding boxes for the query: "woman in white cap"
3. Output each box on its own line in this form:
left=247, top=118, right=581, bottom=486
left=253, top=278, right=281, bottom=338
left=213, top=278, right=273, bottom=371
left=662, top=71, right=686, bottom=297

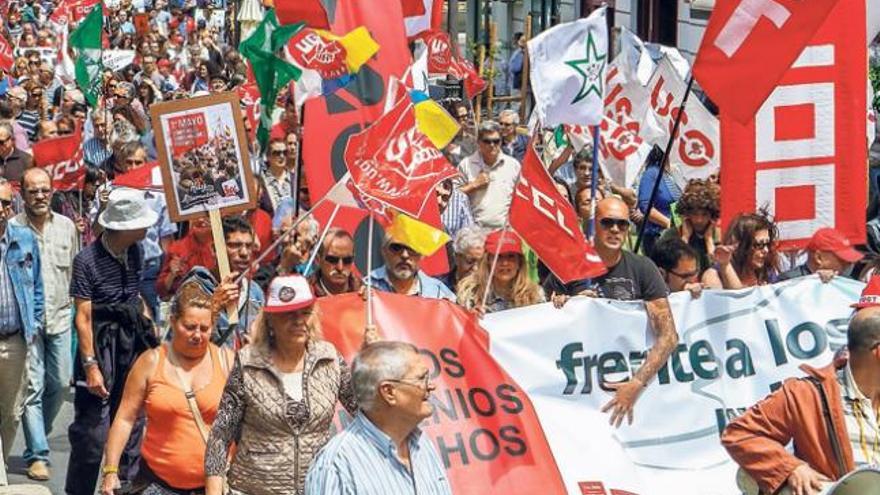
left=204, top=274, right=360, bottom=495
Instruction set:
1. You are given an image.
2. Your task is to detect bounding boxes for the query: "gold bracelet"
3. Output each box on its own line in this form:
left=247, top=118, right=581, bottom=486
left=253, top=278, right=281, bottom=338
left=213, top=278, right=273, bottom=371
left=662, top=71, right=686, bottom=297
left=102, top=465, right=119, bottom=476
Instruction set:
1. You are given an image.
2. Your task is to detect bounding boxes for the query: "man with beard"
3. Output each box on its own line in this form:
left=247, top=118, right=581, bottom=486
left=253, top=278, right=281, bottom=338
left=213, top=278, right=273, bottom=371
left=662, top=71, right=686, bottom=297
left=369, top=232, right=455, bottom=301
left=11, top=169, right=77, bottom=481
left=310, top=228, right=361, bottom=297
left=180, top=215, right=265, bottom=347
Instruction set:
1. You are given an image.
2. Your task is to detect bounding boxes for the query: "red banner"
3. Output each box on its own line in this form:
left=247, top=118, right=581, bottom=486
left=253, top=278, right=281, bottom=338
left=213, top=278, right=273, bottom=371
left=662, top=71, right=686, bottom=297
left=510, top=145, right=606, bottom=283
left=275, top=0, right=330, bottom=29
left=0, top=33, right=13, bottom=72
left=167, top=113, right=209, bottom=157
left=113, top=161, right=162, bottom=190
left=302, top=0, right=448, bottom=276
left=32, top=131, right=85, bottom=191
left=720, top=0, right=866, bottom=250
left=693, top=0, right=840, bottom=124
left=345, top=96, right=458, bottom=217
left=316, top=292, right=568, bottom=494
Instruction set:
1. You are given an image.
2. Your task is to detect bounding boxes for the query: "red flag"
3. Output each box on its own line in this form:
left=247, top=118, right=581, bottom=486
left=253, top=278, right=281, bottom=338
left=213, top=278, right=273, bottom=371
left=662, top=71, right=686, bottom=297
left=275, top=0, right=330, bottom=29
left=32, top=132, right=85, bottom=192
left=344, top=96, right=458, bottom=217
left=693, top=0, right=840, bottom=124
left=113, top=161, right=163, bottom=190
left=0, top=33, right=14, bottom=72
left=416, top=29, right=487, bottom=98
left=510, top=145, right=606, bottom=283
left=720, top=0, right=866, bottom=249
left=316, top=292, right=568, bottom=494
left=400, top=0, right=426, bottom=16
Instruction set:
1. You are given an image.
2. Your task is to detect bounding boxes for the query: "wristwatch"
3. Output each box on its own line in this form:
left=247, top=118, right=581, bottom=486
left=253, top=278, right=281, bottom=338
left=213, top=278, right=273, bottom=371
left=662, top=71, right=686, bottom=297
left=82, top=355, right=98, bottom=368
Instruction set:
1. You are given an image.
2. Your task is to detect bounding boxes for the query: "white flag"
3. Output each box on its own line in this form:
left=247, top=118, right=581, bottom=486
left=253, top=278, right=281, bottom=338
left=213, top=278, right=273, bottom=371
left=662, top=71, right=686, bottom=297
left=528, top=7, right=608, bottom=128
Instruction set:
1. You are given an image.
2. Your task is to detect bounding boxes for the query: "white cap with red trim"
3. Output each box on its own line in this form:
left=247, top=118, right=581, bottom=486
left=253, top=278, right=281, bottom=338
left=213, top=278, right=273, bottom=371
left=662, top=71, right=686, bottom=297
left=264, top=274, right=316, bottom=313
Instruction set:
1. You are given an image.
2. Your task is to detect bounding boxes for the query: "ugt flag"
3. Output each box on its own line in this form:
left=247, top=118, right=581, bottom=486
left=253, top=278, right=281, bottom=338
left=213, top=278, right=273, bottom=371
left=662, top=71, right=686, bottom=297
left=693, top=0, right=840, bottom=124
left=510, top=145, right=606, bottom=283
left=528, top=7, right=607, bottom=128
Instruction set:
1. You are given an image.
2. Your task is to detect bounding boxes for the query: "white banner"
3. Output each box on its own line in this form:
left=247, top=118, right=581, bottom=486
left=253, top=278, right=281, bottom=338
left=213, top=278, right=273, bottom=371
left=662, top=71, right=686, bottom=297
left=483, top=277, right=862, bottom=495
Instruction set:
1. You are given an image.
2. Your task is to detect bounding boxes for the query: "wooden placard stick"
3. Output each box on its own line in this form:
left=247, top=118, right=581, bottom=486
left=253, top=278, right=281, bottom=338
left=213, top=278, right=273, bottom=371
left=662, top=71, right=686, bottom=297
left=209, top=209, right=238, bottom=324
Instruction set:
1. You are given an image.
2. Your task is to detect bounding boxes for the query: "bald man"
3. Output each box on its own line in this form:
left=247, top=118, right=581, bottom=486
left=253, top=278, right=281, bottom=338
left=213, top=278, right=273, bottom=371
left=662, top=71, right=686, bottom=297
left=724, top=306, right=880, bottom=495
left=554, top=197, right=678, bottom=428
left=11, top=167, right=77, bottom=480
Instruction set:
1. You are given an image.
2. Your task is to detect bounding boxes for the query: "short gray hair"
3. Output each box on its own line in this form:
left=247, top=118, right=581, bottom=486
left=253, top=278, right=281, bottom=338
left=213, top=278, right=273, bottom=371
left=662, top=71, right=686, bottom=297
left=477, top=120, right=501, bottom=140
left=498, top=109, right=520, bottom=125
left=453, top=225, right=487, bottom=255
left=352, top=341, right=418, bottom=412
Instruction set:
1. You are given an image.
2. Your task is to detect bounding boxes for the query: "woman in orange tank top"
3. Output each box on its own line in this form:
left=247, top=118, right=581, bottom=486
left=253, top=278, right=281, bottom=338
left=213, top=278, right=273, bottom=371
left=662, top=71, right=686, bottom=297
left=100, top=282, right=234, bottom=495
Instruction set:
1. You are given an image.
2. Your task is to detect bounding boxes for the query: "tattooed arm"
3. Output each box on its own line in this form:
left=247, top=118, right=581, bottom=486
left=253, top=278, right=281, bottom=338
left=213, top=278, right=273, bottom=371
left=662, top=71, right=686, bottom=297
left=601, top=297, right=678, bottom=427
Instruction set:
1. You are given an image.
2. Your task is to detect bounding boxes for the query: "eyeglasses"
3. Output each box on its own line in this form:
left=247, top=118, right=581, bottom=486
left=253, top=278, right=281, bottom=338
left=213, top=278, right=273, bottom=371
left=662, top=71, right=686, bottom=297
left=25, top=188, right=51, bottom=197
left=388, top=243, right=417, bottom=256
left=269, top=149, right=288, bottom=157
left=386, top=373, right=430, bottom=390
left=481, top=138, right=502, bottom=146
left=0, top=198, right=12, bottom=208
left=598, top=218, right=630, bottom=231
left=324, top=254, right=354, bottom=265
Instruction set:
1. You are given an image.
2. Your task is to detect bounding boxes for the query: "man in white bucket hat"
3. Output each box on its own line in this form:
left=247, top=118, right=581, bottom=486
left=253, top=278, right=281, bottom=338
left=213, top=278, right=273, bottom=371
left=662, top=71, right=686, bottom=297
left=66, top=188, right=161, bottom=495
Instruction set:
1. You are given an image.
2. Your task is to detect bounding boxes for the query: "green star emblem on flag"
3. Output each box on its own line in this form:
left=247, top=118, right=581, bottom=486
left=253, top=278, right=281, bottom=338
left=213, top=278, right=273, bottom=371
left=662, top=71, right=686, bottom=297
left=564, top=31, right=607, bottom=104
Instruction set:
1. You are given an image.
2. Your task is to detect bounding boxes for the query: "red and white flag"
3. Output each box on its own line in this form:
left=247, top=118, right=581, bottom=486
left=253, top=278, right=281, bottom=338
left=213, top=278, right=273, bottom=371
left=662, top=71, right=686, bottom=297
left=344, top=96, right=458, bottom=217
left=510, top=145, right=606, bottom=283
left=32, top=131, right=85, bottom=191
left=721, top=0, right=866, bottom=249
left=693, top=0, right=841, bottom=124
left=402, top=0, right=443, bottom=38
left=416, top=29, right=487, bottom=97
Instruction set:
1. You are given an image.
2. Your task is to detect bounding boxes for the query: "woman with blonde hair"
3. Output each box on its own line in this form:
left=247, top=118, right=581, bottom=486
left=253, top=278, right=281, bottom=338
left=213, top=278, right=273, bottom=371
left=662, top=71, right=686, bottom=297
left=205, top=274, right=361, bottom=495
left=100, top=281, right=233, bottom=495
left=457, top=230, right=545, bottom=314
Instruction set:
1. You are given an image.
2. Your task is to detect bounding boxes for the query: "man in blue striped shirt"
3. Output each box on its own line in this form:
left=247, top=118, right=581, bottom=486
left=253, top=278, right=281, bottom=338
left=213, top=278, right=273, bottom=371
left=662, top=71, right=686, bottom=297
left=306, top=342, right=452, bottom=495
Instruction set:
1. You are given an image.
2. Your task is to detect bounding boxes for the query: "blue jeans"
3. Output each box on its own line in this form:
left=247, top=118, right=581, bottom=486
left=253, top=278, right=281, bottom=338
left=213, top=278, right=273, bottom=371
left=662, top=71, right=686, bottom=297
left=22, top=327, right=72, bottom=464
left=139, top=258, right=161, bottom=325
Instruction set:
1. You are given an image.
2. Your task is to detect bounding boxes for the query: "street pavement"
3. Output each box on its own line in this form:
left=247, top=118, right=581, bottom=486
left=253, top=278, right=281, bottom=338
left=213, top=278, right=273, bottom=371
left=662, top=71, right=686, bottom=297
left=4, top=398, right=73, bottom=495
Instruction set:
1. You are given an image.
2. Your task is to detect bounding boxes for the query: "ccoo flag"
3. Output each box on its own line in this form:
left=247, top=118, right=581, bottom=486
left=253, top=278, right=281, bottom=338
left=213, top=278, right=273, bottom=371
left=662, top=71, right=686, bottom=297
left=528, top=7, right=607, bottom=128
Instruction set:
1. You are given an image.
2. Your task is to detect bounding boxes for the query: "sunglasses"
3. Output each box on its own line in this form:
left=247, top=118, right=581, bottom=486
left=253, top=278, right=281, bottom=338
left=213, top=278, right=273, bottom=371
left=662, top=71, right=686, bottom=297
left=324, top=254, right=354, bottom=265
left=753, top=239, right=772, bottom=250
left=598, top=218, right=630, bottom=230
left=269, top=149, right=288, bottom=157
left=388, top=243, right=417, bottom=256
left=481, top=138, right=502, bottom=145
left=0, top=198, right=12, bottom=208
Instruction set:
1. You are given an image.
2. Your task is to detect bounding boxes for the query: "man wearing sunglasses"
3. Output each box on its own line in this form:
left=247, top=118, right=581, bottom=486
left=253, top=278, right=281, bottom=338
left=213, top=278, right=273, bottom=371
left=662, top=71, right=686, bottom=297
left=457, top=120, right=521, bottom=230
left=651, top=236, right=704, bottom=299
left=369, top=233, right=456, bottom=302
left=560, top=197, right=678, bottom=428
left=311, top=228, right=361, bottom=297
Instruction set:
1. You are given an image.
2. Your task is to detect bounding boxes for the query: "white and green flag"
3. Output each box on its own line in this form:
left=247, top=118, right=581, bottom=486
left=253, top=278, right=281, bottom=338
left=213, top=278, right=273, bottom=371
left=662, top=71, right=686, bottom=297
left=528, top=7, right=607, bottom=128
left=69, top=4, right=103, bottom=108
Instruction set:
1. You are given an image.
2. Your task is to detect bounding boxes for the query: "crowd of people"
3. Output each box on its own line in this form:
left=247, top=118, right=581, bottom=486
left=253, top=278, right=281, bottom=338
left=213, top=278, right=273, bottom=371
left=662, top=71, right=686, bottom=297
left=0, top=1, right=877, bottom=494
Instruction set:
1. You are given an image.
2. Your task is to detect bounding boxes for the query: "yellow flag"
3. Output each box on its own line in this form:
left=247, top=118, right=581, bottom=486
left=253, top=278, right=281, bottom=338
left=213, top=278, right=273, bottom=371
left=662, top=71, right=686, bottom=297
left=316, top=27, right=379, bottom=73
left=413, top=98, right=460, bottom=149
left=385, top=213, right=450, bottom=257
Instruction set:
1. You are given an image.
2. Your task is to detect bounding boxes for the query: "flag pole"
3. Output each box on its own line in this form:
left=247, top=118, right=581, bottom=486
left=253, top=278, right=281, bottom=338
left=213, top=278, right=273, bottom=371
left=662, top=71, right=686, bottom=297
left=633, top=73, right=695, bottom=254
left=303, top=203, right=341, bottom=275
left=588, top=124, right=600, bottom=240
left=366, top=213, right=375, bottom=328
left=480, top=223, right=509, bottom=314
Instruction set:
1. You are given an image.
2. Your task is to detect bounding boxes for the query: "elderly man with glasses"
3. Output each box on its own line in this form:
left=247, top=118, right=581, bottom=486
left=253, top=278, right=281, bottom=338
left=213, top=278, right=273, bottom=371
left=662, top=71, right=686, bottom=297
left=457, top=120, right=521, bottom=230
left=306, top=341, right=452, bottom=495
left=368, top=231, right=456, bottom=302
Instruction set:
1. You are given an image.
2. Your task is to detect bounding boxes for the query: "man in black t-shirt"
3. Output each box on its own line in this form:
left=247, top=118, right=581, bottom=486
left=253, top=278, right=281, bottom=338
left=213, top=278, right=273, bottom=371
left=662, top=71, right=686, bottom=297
left=553, top=197, right=678, bottom=428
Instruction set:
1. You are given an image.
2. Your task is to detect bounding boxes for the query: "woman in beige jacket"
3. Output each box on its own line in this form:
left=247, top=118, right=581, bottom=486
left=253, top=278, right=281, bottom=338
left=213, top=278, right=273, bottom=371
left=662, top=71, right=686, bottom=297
left=204, top=274, right=358, bottom=495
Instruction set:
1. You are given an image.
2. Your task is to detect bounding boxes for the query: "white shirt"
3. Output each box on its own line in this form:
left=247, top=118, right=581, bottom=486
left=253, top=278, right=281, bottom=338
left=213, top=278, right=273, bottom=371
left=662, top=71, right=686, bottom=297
left=457, top=151, right=521, bottom=229
left=281, top=370, right=303, bottom=401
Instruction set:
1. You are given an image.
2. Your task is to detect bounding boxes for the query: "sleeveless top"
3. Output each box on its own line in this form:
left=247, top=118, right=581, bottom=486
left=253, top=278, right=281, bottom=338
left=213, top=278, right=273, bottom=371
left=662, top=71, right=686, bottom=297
left=142, top=344, right=227, bottom=489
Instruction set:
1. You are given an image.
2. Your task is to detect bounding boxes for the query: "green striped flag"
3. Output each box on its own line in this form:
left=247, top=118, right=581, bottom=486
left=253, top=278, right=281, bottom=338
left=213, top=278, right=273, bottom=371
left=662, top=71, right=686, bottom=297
left=69, top=4, right=103, bottom=108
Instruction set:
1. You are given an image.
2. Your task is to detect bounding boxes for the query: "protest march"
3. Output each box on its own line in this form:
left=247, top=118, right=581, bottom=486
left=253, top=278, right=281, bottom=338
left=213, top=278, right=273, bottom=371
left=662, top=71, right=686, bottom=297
left=0, top=0, right=879, bottom=494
